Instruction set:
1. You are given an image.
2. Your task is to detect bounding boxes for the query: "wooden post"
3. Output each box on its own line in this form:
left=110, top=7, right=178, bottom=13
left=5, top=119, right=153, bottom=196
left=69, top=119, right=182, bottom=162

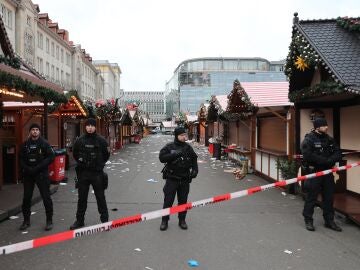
left=43, top=98, right=48, bottom=140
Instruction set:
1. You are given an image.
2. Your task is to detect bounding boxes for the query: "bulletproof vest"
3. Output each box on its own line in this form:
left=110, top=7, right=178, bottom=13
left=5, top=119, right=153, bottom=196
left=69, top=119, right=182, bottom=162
left=25, top=141, right=45, bottom=166
left=308, top=133, right=335, bottom=157
left=78, top=137, right=103, bottom=169
left=170, top=145, right=193, bottom=169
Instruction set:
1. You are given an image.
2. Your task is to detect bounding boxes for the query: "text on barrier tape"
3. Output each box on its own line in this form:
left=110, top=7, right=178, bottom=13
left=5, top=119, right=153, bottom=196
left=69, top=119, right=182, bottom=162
left=1, top=161, right=360, bottom=255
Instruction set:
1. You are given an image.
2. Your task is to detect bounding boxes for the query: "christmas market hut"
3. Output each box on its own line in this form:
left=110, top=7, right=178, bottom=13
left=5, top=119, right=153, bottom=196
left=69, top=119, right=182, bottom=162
left=286, top=13, right=360, bottom=223
left=0, top=16, right=66, bottom=189
left=211, top=80, right=291, bottom=181
left=54, top=91, right=88, bottom=167
left=185, top=114, right=198, bottom=141
left=95, top=98, right=122, bottom=150
left=196, top=103, right=209, bottom=145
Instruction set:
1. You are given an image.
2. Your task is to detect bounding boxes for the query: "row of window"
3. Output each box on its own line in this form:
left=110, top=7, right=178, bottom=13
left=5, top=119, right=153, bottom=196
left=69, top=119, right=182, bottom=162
left=36, top=56, right=71, bottom=86
left=37, top=31, right=71, bottom=67
left=180, top=60, right=272, bottom=72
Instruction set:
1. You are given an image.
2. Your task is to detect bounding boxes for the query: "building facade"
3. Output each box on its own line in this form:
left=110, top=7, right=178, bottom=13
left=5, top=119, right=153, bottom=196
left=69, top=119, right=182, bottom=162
left=0, top=0, right=122, bottom=102
left=124, top=91, right=166, bottom=123
left=93, top=60, right=122, bottom=100
left=165, top=57, right=286, bottom=116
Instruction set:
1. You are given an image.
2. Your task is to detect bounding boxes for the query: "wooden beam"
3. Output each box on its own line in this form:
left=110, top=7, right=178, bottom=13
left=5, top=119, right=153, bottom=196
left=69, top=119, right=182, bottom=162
left=264, top=107, right=287, bottom=122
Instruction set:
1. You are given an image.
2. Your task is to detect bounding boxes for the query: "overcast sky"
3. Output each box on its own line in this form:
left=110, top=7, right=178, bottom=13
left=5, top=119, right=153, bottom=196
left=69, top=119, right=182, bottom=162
left=34, top=0, right=359, bottom=92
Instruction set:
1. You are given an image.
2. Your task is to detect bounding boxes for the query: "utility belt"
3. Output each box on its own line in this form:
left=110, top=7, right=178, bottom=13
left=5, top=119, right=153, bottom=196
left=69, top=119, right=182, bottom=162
left=75, top=167, right=108, bottom=189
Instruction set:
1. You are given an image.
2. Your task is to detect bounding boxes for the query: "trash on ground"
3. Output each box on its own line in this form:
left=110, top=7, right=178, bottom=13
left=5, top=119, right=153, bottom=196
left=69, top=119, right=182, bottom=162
left=187, top=259, right=199, bottom=267
left=134, top=248, right=142, bottom=252
left=59, top=182, right=67, bottom=186
left=144, top=267, right=154, bottom=270
left=147, top=179, right=158, bottom=183
left=22, top=231, right=28, bottom=234
left=9, top=216, right=19, bottom=220
left=105, top=161, right=111, bottom=164
left=284, top=249, right=293, bottom=254
left=281, top=192, right=287, bottom=196
left=31, top=212, right=36, bottom=215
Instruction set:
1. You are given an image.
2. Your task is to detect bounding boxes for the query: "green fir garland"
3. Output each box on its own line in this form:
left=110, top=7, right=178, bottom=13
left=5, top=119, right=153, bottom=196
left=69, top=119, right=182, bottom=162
left=337, top=17, right=360, bottom=32
left=0, top=55, right=21, bottom=69
left=0, top=70, right=67, bottom=103
left=288, top=81, right=345, bottom=102
left=284, top=31, right=320, bottom=79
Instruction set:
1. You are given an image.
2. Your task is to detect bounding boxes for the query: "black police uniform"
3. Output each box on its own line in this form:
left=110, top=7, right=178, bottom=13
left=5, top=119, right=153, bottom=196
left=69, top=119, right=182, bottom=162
left=72, top=132, right=110, bottom=226
left=19, top=136, right=55, bottom=227
left=301, top=130, right=342, bottom=226
left=159, top=128, right=198, bottom=225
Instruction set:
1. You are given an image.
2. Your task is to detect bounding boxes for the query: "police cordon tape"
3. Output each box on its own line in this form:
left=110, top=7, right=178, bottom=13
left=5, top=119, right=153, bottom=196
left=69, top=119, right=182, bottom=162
left=1, top=161, right=360, bottom=256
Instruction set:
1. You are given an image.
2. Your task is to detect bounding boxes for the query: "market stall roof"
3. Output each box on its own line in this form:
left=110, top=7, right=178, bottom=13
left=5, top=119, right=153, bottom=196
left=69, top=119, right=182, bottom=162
left=186, top=114, right=198, bottom=123
left=3, top=101, right=44, bottom=108
left=161, top=121, right=177, bottom=128
left=57, top=95, right=88, bottom=117
left=216, top=82, right=291, bottom=109
left=291, top=15, right=360, bottom=93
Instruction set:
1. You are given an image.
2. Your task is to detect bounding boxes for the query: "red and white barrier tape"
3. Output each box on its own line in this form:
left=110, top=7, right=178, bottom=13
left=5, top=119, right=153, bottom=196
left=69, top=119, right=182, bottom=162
left=2, top=161, right=360, bottom=255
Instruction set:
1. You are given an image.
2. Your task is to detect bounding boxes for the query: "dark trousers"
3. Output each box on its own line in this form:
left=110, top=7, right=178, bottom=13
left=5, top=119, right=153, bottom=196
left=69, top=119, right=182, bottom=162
left=162, top=179, right=190, bottom=221
left=303, top=174, right=335, bottom=223
left=22, top=174, right=53, bottom=221
left=76, top=170, right=108, bottom=223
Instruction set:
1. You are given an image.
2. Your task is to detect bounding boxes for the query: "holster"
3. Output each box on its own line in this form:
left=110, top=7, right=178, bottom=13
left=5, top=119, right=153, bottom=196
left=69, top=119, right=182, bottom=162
left=74, top=166, right=81, bottom=189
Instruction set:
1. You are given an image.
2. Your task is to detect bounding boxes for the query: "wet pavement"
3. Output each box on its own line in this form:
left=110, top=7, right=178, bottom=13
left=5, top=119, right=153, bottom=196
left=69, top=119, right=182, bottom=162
left=0, top=134, right=360, bottom=270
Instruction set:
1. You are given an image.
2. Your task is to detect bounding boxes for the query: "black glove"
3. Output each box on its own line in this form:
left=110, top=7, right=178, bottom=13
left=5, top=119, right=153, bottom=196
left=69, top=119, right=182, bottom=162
left=190, top=169, right=198, bottom=179
left=171, top=149, right=183, bottom=157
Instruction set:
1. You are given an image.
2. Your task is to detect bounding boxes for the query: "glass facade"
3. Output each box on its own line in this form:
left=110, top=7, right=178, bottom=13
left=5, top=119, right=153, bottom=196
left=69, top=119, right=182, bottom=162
left=165, top=58, right=286, bottom=115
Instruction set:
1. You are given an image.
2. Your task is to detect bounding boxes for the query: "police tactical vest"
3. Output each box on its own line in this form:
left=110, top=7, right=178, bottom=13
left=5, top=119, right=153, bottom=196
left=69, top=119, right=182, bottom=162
left=25, top=141, right=45, bottom=166
left=78, top=138, right=103, bottom=169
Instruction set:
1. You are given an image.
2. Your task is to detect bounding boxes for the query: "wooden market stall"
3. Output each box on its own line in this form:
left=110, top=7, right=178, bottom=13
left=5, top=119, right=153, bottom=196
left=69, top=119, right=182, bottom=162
left=0, top=16, right=66, bottom=189
left=285, top=13, right=360, bottom=224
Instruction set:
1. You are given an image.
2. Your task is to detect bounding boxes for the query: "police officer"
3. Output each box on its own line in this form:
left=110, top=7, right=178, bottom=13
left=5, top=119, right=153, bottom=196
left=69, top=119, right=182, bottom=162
left=301, top=117, right=342, bottom=232
left=159, top=126, right=198, bottom=231
left=70, top=118, right=110, bottom=230
left=19, top=123, right=55, bottom=231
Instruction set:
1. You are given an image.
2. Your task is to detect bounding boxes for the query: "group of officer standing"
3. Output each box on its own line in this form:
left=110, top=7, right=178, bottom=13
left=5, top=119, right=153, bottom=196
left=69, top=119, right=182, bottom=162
left=18, top=117, right=342, bottom=233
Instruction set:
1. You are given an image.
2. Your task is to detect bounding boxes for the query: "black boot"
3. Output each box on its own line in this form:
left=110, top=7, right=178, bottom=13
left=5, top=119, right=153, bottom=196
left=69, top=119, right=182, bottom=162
left=70, top=220, right=85, bottom=230
left=19, top=220, right=30, bottom=231
left=305, top=220, right=315, bottom=231
left=178, top=220, right=188, bottom=230
left=45, top=219, right=53, bottom=231
left=160, top=220, right=168, bottom=231
left=325, top=221, right=342, bottom=232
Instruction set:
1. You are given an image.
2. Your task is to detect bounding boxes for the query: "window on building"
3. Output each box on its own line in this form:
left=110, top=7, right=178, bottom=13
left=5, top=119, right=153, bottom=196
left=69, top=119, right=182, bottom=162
left=223, top=60, right=238, bottom=70
left=1, top=5, right=12, bottom=29
left=37, top=32, right=43, bottom=49
left=56, top=68, right=59, bottom=81
left=61, top=49, right=64, bottom=63
left=61, top=70, right=64, bottom=83
left=239, top=60, right=257, bottom=71
left=26, top=15, right=31, bottom=26
left=46, top=38, right=50, bottom=53
left=37, top=57, right=43, bottom=74
left=51, top=42, right=55, bottom=56
left=46, top=62, right=50, bottom=77
left=66, top=53, right=70, bottom=66
left=204, top=60, right=221, bottom=70
left=7, top=9, right=11, bottom=29
left=51, top=65, right=55, bottom=80
left=56, top=46, right=59, bottom=60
